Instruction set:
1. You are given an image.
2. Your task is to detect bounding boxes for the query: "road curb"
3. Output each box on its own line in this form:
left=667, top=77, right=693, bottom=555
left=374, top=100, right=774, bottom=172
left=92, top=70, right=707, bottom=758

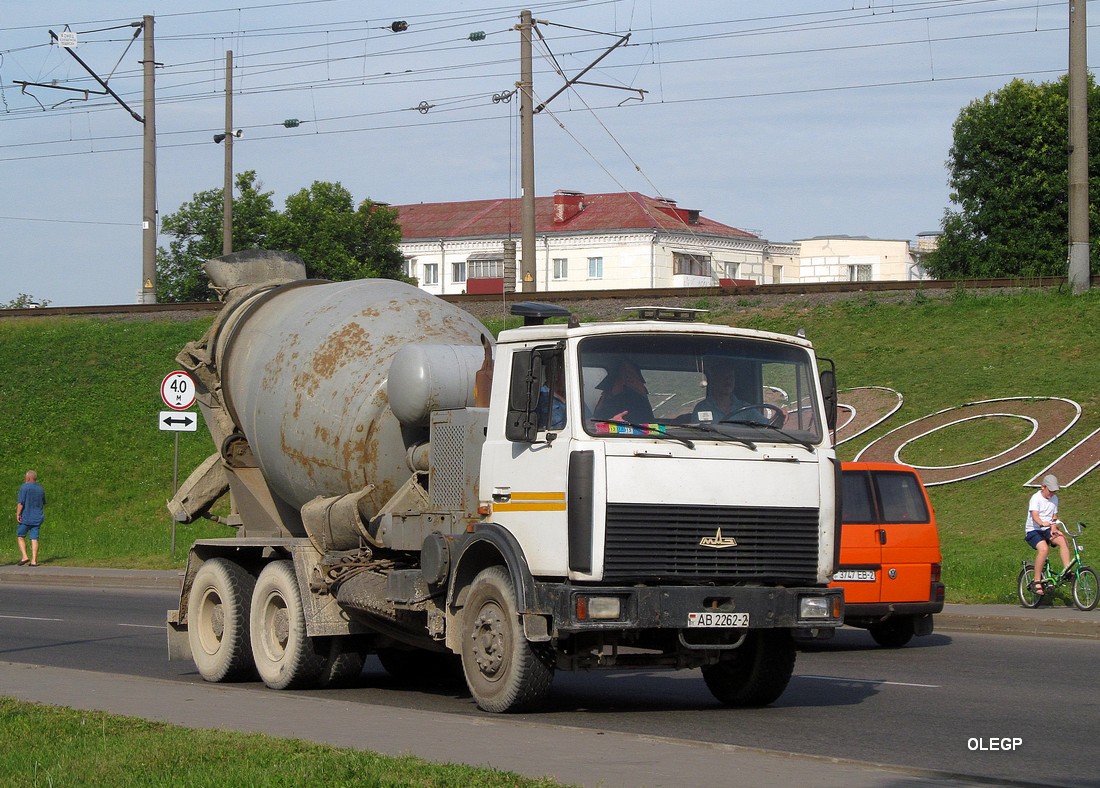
left=936, top=610, right=1100, bottom=640
left=0, top=566, right=180, bottom=591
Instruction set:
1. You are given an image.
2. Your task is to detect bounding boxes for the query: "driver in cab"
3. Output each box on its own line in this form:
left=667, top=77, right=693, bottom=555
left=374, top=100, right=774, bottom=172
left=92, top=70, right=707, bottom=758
left=692, top=356, right=768, bottom=424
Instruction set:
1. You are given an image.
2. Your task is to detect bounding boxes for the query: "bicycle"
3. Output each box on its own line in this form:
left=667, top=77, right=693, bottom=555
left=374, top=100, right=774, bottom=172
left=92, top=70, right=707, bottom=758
left=1017, top=521, right=1098, bottom=611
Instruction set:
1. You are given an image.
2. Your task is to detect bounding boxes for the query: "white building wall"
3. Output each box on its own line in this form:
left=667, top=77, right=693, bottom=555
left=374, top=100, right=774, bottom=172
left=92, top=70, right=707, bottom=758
left=399, top=232, right=774, bottom=294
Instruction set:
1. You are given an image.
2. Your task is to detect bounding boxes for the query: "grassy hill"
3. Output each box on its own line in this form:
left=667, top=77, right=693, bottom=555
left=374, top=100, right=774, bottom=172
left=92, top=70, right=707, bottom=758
left=3, top=287, right=1098, bottom=601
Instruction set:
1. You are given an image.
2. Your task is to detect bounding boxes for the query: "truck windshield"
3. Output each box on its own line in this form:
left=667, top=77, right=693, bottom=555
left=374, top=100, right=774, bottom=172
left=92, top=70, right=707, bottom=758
left=578, top=333, right=824, bottom=445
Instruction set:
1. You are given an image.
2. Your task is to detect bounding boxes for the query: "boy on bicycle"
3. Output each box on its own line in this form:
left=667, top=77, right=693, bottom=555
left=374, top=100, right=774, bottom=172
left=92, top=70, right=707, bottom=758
left=1024, top=474, right=1072, bottom=595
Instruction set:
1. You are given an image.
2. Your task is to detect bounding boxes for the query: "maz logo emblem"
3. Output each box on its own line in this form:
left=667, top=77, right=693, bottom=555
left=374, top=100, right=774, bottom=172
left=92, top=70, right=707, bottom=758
left=699, top=528, right=737, bottom=549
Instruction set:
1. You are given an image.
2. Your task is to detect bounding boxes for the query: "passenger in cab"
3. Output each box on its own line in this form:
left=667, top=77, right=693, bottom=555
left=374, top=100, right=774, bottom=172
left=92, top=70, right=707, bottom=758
left=593, top=359, right=654, bottom=423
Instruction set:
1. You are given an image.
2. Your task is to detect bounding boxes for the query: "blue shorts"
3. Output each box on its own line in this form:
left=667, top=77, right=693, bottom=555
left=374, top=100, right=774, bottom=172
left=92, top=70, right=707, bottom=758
left=1025, top=528, right=1051, bottom=549
left=16, top=523, right=40, bottom=540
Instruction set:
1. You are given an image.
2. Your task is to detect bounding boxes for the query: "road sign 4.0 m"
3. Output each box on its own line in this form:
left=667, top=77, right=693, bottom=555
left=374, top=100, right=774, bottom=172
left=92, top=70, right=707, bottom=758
left=161, top=370, right=197, bottom=411
left=159, top=411, right=197, bottom=431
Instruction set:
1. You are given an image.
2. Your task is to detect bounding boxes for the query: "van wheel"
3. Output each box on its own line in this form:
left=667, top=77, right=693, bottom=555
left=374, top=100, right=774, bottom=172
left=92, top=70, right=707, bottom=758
left=461, top=566, right=554, bottom=713
left=250, top=560, right=325, bottom=690
left=868, top=617, right=914, bottom=648
left=701, top=629, right=796, bottom=707
left=188, top=557, right=256, bottom=682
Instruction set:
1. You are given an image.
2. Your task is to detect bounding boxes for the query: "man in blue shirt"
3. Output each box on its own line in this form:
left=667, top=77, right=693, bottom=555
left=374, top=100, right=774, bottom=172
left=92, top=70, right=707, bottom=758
left=16, top=470, right=46, bottom=566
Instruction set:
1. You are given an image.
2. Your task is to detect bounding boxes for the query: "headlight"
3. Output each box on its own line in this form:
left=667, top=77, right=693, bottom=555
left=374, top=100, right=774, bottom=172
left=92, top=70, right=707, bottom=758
left=575, top=595, right=622, bottom=621
left=799, top=596, right=831, bottom=620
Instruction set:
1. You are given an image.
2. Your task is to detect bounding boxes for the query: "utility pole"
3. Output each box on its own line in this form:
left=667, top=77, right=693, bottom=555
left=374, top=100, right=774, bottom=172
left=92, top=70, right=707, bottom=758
left=141, top=15, right=157, bottom=303
left=1068, top=0, right=1090, bottom=293
left=223, top=50, right=233, bottom=256
left=518, top=10, right=536, bottom=292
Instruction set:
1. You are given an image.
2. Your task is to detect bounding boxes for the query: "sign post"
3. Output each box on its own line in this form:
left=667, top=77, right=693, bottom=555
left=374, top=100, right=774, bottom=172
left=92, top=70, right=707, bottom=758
left=160, top=370, right=197, bottom=553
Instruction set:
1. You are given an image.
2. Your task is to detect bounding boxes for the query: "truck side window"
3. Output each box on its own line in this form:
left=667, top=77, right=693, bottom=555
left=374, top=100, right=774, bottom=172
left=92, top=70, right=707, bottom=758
left=536, top=356, right=567, bottom=430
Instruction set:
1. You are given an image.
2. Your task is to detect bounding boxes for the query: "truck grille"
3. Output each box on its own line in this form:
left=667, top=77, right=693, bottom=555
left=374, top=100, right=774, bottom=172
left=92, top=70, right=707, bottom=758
left=603, top=503, right=819, bottom=582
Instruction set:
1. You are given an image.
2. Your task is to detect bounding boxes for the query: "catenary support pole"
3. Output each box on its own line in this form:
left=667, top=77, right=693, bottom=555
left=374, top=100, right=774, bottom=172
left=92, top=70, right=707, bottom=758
left=518, top=10, right=536, bottom=292
left=223, top=50, right=233, bottom=256
left=1068, top=0, right=1090, bottom=293
left=142, top=15, right=157, bottom=303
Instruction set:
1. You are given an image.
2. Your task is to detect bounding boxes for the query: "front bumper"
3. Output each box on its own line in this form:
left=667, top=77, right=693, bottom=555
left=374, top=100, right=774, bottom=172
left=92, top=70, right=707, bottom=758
left=531, top=582, right=843, bottom=632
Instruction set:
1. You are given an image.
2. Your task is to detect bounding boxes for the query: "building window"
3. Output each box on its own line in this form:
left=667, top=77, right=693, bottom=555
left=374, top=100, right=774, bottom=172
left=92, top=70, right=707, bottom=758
left=553, top=258, right=568, bottom=280
left=404, top=257, right=416, bottom=278
left=468, top=259, right=503, bottom=278
left=771, top=264, right=783, bottom=283
left=849, top=264, right=873, bottom=282
left=722, top=262, right=738, bottom=280
left=587, top=256, right=603, bottom=279
left=423, top=263, right=439, bottom=286
left=452, top=262, right=466, bottom=283
left=673, top=252, right=710, bottom=277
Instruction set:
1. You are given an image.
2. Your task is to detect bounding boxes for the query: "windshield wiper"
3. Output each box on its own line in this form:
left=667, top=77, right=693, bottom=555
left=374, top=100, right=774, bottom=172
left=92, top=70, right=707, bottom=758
left=590, top=420, right=696, bottom=449
left=734, top=421, right=817, bottom=452
left=675, top=422, right=756, bottom=451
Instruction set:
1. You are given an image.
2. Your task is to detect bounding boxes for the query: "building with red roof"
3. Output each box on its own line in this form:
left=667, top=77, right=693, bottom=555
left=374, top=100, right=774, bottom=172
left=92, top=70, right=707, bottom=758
left=393, top=190, right=798, bottom=295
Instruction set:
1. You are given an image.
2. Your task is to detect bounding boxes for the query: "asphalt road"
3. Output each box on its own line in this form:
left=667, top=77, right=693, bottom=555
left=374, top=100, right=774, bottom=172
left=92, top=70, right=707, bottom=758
left=2, top=581, right=1098, bottom=786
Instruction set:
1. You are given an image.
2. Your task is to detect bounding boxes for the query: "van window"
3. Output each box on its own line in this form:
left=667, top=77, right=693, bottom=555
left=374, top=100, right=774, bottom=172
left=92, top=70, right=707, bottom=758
left=874, top=471, right=930, bottom=523
left=841, top=471, right=875, bottom=524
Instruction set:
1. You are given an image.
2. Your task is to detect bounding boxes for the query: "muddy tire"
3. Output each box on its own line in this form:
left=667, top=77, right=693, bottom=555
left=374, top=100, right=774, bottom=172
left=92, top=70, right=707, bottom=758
left=460, top=566, right=554, bottom=713
left=316, top=637, right=366, bottom=688
left=250, top=560, right=325, bottom=690
left=701, top=629, right=796, bottom=707
left=188, top=557, right=256, bottom=682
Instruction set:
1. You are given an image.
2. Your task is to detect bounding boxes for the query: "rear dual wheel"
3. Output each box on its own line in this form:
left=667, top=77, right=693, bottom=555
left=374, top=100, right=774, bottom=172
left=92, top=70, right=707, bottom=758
left=188, top=557, right=256, bottom=682
left=250, top=560, right=327, bottom=690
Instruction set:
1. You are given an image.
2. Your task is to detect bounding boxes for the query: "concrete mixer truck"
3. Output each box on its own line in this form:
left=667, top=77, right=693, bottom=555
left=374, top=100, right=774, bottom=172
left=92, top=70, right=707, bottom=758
left=166, top=250, right=843, bottom=712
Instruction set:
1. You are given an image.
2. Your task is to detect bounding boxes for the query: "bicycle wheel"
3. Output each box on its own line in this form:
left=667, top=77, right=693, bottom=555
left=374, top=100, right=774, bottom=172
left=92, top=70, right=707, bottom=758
left=1018, top=565, right=1043, bottom=608
left=1072, top=567, right=1099, bottom=611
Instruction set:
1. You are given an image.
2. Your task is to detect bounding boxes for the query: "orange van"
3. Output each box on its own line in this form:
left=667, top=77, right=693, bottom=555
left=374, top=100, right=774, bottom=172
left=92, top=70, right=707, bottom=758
left=831, top=462, right=945, bottom=647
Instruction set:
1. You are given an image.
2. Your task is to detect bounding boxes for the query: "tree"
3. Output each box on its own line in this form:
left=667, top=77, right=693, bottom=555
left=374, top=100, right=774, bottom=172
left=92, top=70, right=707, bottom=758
left=926, top=76, right=1100, bottom=279
left=269, top=181, right=409, bottom=281
left=156, top=170, right=276, bottom=302
left=156, top=173, right=409, bottom=302
left=2, top=293, right=51, bottom=309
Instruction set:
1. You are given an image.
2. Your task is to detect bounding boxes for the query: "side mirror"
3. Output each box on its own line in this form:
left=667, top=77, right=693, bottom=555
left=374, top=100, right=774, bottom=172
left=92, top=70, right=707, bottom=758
left=819, top=368, right=838, bottom=431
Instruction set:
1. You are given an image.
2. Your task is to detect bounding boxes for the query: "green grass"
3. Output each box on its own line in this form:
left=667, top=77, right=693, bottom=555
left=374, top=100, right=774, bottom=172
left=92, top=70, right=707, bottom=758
left=0, top=698, right=560, bottom=787
left=726, top=287, right=1100, bottom=603
left=3, top=287, right=1100, bottom=602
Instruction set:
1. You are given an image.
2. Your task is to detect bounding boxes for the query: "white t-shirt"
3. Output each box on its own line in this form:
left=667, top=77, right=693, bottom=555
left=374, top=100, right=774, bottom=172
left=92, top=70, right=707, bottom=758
left=1025, top=490, right=1058, bottom=533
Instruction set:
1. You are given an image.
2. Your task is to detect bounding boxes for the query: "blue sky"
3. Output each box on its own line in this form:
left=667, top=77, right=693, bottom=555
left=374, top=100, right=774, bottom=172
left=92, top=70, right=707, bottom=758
left=0, top=1, right=1088, bottom=305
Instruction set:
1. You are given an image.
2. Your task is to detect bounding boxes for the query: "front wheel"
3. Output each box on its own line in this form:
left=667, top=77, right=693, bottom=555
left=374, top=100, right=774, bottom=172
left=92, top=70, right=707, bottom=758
left=701, top=629, right=796, bottom=707
left=868, top=617, right=915, bottom=648
left=1072, top=567, right=1099, bottom=611
left=1018, top=565, right=1043, bottom=608
left=250, top=560, right=325, bottom=690
left=460, top=566, right=554, bottom=713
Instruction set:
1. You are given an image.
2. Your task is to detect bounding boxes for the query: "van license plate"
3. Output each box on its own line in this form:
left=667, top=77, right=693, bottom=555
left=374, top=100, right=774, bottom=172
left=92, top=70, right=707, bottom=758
left=834, top=569, right=876, bottom=581
left=687, top=612, right=750, bottom=628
